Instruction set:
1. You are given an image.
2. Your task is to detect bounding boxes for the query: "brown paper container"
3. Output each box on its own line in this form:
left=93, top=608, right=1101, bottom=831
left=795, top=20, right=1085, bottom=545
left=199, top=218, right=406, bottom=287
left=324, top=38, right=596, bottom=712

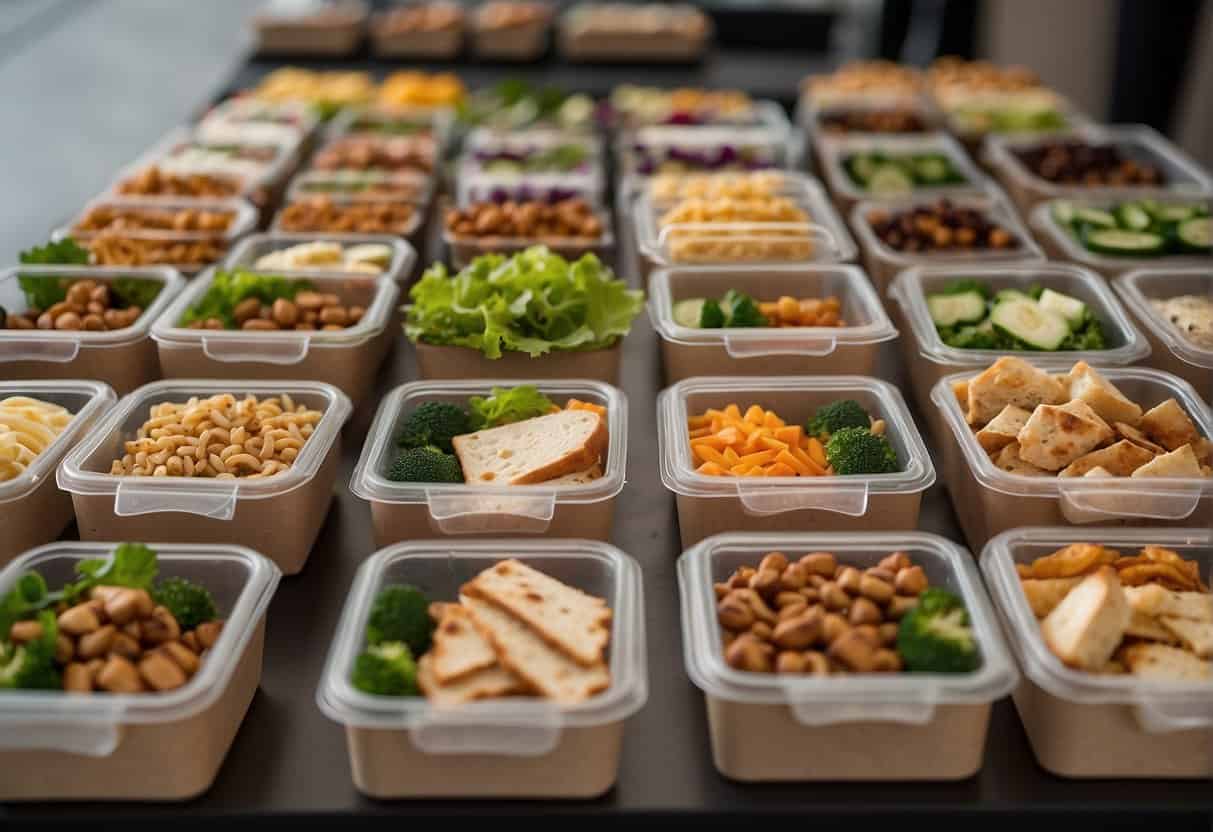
left=414, top=341, right=622, bottom=385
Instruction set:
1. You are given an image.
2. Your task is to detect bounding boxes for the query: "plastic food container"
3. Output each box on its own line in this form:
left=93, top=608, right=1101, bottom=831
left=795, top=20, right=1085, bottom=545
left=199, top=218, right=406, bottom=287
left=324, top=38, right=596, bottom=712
left=556, top=3, right=711, bottom=62
left=800, top=93, right=937, bottom=172
left=850, top=193, right=1045, bottom=298
left=1114, top=267, right=1213, bottom=395
left=816, top=131, right=997, bottom=215
left=649, top=264, right=897, bottom=383
left=888, top=262, right=1150, bottom=424
left=458, top=128, right=605, bottom=208
left=981, top=525, right=1212, bottom=778
left=0, top=265, right=185, bottom=395
left=286, top=169, right=435, bottom=210
left=271, top=195, right=426, bottom=251
left=55, top=196, right=259, bottom=277
left=615, top=122, right=791, bottom=180
left=0, top=541, right=280, bottom=800
left=251, top=0, right=368, bottom=56
left=443, top=203, right=615, bottom=270
left=936, top=91, right=1088, bottom=157
left=151, top=269, right=399, bottom=407
left=0, top=380, right=115, bottom=567
left=470, top=3, right=551, bottom=60
left=351, top=379, right=625, bottom=545
left=370, top=4, right=464, bottom=58
left=413, top=339, right=623, bottom=386
left=222, top=231, right=418, bottom=285
left=985, top=124, right=1213, bottom=218
left=634, top=176, right=857, bottom=282
left=317, top=538, right=646, bottom=798
left=657, top=376, right=935, bottom=549
left=57, top=380, right=351, bottom=575
left=196, top=98, right=321, bottom=147
left=1030, top=197, right=1213, bottom=280
left=931, top=366, right=1213, bottom=551
left=678, top=530, right=1017, bottom=781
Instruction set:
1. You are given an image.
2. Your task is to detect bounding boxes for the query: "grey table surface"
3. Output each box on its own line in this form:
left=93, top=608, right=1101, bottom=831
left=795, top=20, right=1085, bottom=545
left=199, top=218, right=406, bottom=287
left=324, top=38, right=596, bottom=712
left=2, top=1, right=1212, bottom=823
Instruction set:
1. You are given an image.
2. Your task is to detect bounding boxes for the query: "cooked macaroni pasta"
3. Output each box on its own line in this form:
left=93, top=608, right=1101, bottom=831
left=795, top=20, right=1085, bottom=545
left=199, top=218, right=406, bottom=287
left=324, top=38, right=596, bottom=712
left=0, top=397, right=74, bottom=482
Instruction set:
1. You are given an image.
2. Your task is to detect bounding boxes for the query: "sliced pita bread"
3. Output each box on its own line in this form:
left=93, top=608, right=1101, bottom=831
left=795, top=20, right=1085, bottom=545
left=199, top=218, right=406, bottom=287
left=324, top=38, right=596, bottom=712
left=1123, top=584, right=1213, bottom=619
left=1125, top=611, right=1180, bottom=644
left=1114, top=421, right=1166, bottom=455
left=1160, top=616, right=1213, bottom=659
left=417, top=653, right=524, bottom=707
left=430, top=604, right=500, bottom=684
left=1120, top=643, right=1212, bottom=681
left=1020, top=577, right=1083, bottom=618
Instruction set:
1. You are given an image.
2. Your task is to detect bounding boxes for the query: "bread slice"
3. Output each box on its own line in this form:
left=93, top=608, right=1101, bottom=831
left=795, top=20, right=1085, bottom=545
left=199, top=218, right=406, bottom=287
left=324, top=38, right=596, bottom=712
left=991, top=441, right=1051, bottom=476
left=452, top=410, right=607, bottom=486
left=1016, top=400, right=1114, bottom=471
left=1057, top=439, right=1155, bottom=477
left=1020, top=577, right=1083, bottom=618
left=1120, top=643, right=1212, bottom=681
left=1139, top=398, right=1201, bottom=451
left=1067, top=361, right=1142, bottom=426
left=1130, top=443, right=1203, bottom=478
left=1124, top=585, right=1213, bottom=620
left=1125, top=611, right=1180, bottom=643
left=543, top=463, right=603, bottom=486
left=417, top=653, right=525, bottom=706
left=1040, top=567, right=1131, bottom=671
left=430, top=603, right=500, bottom=684
left=461, top=595, right=610, bottom=704
left=1114, top=421, right=1166, bottom=455
left=965, top=356, right=1067, bottom=427
left=1160, top=616, right=1213, bottom=658
left=976, top=404, right=1030, bottom=454
left=463, top=559, right=611, bottom=666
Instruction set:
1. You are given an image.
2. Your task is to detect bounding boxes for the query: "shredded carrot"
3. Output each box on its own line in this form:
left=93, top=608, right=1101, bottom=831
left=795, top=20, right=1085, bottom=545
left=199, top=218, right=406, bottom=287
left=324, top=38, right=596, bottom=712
left=687, top=403, right=833, bottom=478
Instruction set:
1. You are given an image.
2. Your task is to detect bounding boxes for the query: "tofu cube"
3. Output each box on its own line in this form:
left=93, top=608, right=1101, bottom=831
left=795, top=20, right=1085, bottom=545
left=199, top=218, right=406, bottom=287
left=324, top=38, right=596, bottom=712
left=1041, top=567, right=1131, bottom=671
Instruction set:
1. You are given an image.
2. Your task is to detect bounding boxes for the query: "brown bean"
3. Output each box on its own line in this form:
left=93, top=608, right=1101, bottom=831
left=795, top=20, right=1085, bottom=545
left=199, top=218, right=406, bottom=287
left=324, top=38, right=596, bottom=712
left=853, top=624, right=881, bottom=646
left=859, top=574, right=895, bottom=605
left=736, top=589, right=777, bottom=625
left=895, top=565, right=928, bottom=596
left=799, top=586, right=820, bottom=603
left=58, top=604, right=101, bottom=636
left=773, top=607, right=823, bottom=650
left=141, top=606, right=181, bottom=645
left=85, top=657, right=105, bottom=682
left=104, top=589, right=144, bottom=625
left=836, top=566, right=862, bottom=595
left=828, top=630, right=880, bottom=673
left=181, top=630, right=200, bottom=653
left=750, top=621, right=773, bottom=641
left=725, top=634, right=774, bottom=673
left=872, top=648, right=904, bottom=673
left=713, top=582, right=731, bottom=600
left=54, top=311, right=82, bottom=330
left=879, top=551, right=912, bottom=573
left=159, top=641, right=200, bottom=676
left=820, top=581, right=850, bottom=612
left=803, top=651, right=830, bottom=675
left=748, top=567, right=780, bottom=597
left=849, top=597, right=882, bottom=626
left=294, top=291, right=325, bottom=310
left=776, top=651, right=807, bottom=673
left=233, top=298, right=262, bottom=324
left=799, top=552, right=837, bottom=576
left=110, top=632, right=142, bottom=660
left=821, top=613, right=849, bottom=645
left=319, top=306, right=348, bottom=326
left=879, top=621, right=900, bottom=646
left=195, top=620, right=223, bottom=649
left=887, top=595, right=919, bottom=620
left=778, top=600, right=808, bottom=621
left=774, top=591, right=805, bottom=609
left=97, top=655, right=144, bottom=692
left=271, top=298, right=299, bottom=327
left=347, top=305, right=365, bottom=324
left=138, top=651, right=188, bottom=691
left=64, top=662, right=94, bottom=693
left=8, top=620, right=43, bottom=643
left=55, top=634, right=74, bottom=664
left=865, top=567, right=897, bottom=583
left=778, top=563, right=809, bottom=592
left=36, top=312, right=53, bottom=329
left=77, top=625, right=117, bottom=660
left=122, top=620, right=142, bottom=641
left=717, top=594, right=755, bottom=631
left=759, top=552, right=789, bottom=573
left=82, top=313, right=105, bottom=331
left=242, top=318, right=279, bottom=331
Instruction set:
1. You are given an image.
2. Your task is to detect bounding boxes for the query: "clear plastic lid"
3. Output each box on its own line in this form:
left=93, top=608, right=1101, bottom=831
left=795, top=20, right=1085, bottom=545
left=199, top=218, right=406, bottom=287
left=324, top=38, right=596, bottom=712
left=222, top=231, right=418, bottom=284
left=316, top=538, right=647, bottom=753
left=816, top=131, right=998, bottom=204
left=0, top=541, right=280, bottom=753
left=0, top=265, right=185, bottom=361
left=981, top=526, right=1212, bottom=731
left=678, top=531, right=1017, bottom=723
left=1029, top=197, right=1213, bottom=275
left=285, top=168, right=435, bottom=208
left=150, top=267, right=399, bottom=364
left=1114, top=267, right=1213, bottom=370
left=255, top=0, right=368, bottom=23
left=350, top=379, right=626, bottom=533
left=930, top=365, right=1213, bottom=523
left=636, top=176, right=858, bottom=267
left=443, top=207, right=615, bottom=264
left=986, top=124, right=1213, bottom=203
left=657, top=375, right=935, bottom=517
left=57, top=379, right=352, bottom=520
left=458, top=127, right=605, bottom=207
left=850, top=191, right=1045, bottom=272
left=0, top=379, right=116, bottom=506
left=889, top=262, right=1150, bottom=369
left=648, top=263, right=897, bottom=357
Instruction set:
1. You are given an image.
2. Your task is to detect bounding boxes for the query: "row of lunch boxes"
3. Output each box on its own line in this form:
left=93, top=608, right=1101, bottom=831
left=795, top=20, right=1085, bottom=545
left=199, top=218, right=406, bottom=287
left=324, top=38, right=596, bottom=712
left=5, top=364, right=1213, bottom=573
left=0, top=526, right=1208, bottom=802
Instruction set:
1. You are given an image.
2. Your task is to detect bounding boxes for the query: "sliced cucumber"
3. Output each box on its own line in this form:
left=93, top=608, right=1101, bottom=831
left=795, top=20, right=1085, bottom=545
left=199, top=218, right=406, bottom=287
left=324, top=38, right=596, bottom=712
left=1051, top=200, right=1076, bottom=227
left=867, top=164, right=914, bottom=195
left=913, top=155, right=953, bottom=184
left=927, top=290, right=986, bottom=327
left=848, top=154, right=879, bottom=185
left=994, top=289, right=1032, bottom=305
left=1072, top=208, right=1117, bottom=229
left=1153, top=204, right=1198, bottom=223
left=1084, top=228, right=1166, bottom=257
left=1176, top=217, right=1212, bottom=253
left=1037, top=288, right=1088, bottom=328
left=672, top=298, right=707, bottom=328
left=990, top=298, right=1069, bottom=350
left=1115, top=202, right=1151, bottom=231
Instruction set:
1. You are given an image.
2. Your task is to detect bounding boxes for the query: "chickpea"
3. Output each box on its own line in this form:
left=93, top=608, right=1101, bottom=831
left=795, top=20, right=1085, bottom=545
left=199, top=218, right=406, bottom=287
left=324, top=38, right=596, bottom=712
left=319, top=306, right=349, bottom=326
left=233, top=298, right=262, bottom=324
left=748, top=567, right=780, bottom=597
left=750, top=620, right=773, bottom=641
left=725, top=634, right=773, bottom=673
left=849, top=597, right=882, bottom=626
left=759, top=552, right=789, bottom=573
left=879, top=551, right=912, bottom=573
left=859, top=574, right=895, bottom=605
left=778, top=563, right=809, bottom=592
left=272, top=298, right=299, bottom=328
left=717, top=593, right=755, bottom=631
left=895, top=565, right=928, bottom=596
left=772, top=607, right=823, bottom=650
left=820, top=612, right=849, bottom=645
left=774, top=591, right=805, bottom=609
left=799, top=552, right=837, bottom=577
left=819, top=581, right=850, bottom=612
left=887, top=595, right=919, bottom=620
left=836, top=566, right=863, bottom=595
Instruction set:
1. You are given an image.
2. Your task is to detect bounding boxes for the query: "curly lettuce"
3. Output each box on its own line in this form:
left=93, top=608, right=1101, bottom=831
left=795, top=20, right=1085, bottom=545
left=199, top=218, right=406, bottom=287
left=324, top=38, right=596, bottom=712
left=405, top=247, right=644, bottom=358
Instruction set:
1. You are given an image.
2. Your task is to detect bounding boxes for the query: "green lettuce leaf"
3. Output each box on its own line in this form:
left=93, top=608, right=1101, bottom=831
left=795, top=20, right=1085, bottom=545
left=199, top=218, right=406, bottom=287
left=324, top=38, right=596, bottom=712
left=180, top=268, right=311, bottom=328
left=468, top=386, right=556, bottom=430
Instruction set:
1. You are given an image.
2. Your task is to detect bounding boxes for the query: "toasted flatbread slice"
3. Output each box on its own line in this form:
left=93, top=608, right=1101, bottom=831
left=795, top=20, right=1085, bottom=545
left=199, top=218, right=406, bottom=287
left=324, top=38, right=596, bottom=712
left=1057, top=439, right=1155, bottom=477
left=417, top=653, right=525, bottom=706
left=992, top=441, right=1050, bottom=476
left=1083, top=466, right=1113, bottom=477
left=1130, top=587, right=1213, bottom=622
left=462, top=595, right=610, bottom=704
left=976, top=404, right=1030, bottom=454
left=1020, top=577, right=1083, bottom=618
left=1100, top=659, right=1128, bottom=674
left=463, top=559, right=611, bottom=666
left=1125, top=611, right=1180, bottom=643
left=1040, top=567, right=1131, bottom=671
left=1016, top=400, right=1114, bottom=472
left=1130, top=443, right=1203, bottom=478
left=452, top=410, right=607, bottom=486
left=1114, top=421, right=1166, bottom=455
left=952, top=379, right=969, bottom=409
left=1067, top=361, right=1142, bottom=426
left=1139, top=398, right=1201, bottom=451
left=542, top=463, right=603, bottom=486
left=965, top=356, right=1067, bottom=427
left=1160, top=616, right=1213, bottom=658
left=430, top=604, right=500, bottom=684
left=1120, top=643, right=1212, bottom=681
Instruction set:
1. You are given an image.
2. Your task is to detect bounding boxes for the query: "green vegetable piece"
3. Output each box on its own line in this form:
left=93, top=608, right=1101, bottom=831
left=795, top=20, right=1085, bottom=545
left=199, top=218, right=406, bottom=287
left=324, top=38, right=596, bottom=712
left=0, top=611, right=61, bottom=690
left=1176, top=217, right=1211, bottom=253
left=806, top=400, right=871, bottom=439
left=0, top=574, right=50, bottom=654
left=897, top=588, right=981, bottom=673
left=19, top=238, right=90, bottom=267
left=109, top=278, right=163, bottom=311
left=70, top=542, right=159, bottom=601
left=180, top=268, right=312, bottom=329
left=698, top=298, right=725, bottom=328
left=825, top=426, right=899, bottom=475
left=866, top=164, right=914, bottom=195
left=396, top=401, right=472, bottom=452
left=350, top=641, right=419, bottom=696
left=153, top=577, right=218, bottom=631
left=1083, top=228, right=1166, bottom=257
left=467, top=385, right=556, bottom=430
left=989, top=298, right=1069, bottom=351
left=719, top=289, right=767, bottom=328
left=387, top=446, right=464, bottom=484
left=927, top=290, right=986, bottom=327
left=365, top=585, right=435, bottom=655
left=671, top=298, right=706, bottom=328
left=1115, top=202, right=1151, bottom=231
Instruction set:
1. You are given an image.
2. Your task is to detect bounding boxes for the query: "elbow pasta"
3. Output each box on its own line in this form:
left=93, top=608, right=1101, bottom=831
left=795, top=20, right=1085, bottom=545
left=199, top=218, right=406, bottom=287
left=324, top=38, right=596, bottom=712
left=109, top=393, right=323, bottom=479
left=0, top=397, right=74, bottom=482
left=658, top=196, right=815, bottom=263
left=648, top=171, right=788, bottom=203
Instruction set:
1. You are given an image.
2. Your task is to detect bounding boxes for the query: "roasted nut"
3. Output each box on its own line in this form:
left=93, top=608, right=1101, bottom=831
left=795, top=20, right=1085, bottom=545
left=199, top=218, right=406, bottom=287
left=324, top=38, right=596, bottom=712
left=55, top=634, right=74, bottom=664
left=195, top=620, right=223, bottom=649
left=97, top=655, right=144, bottom=693
left=233, top=298, right=261, bottom=324
left=717, top=593, right=756, bottom=631
left=77, top=625, right=117, bottom=660
left=141, top=605, right=181, bottom=645
left=8, top=620, right=43, bottom=643
left=138, top=650, right=188, bottom=691
left=750, top=621, right=773, bottom=641
left=713, top=582, right=730, bottom=600
left=872, top=648, right=904, bottom=673
left=736, top=589, right=777, bottom=625
left=849, top=597, right=882, bottom=626
left=776, top=651, right=807, bottom=673
left=748, top=568, right=781, bottom=597
left=819, top=581, right=851, bottom=611
left=821, top=612, right=850, bottom=645
left=799, top=552, right=837, bottom=576
left=895, top=565, right=928, bottom=596
left=181, top=630, right=200, bottom=653
left=859, top=574, right=895, bottom=605
left=160, top=641, right=200, bottom=676
left=807, top=574, right=828, bottom=588
left=827, top=630, right=880, bottom=672
left=865, top=567, right=897, bottom=583
left=104, top=588, right=152, bottom=625
left=58, top=603, right=101, bottom=636
left=110, top=632, right=142, bottom=660
left=836, top=566, right=862, bottom=595
left=772, top=607, right=823, bottom=649
left=760, top=552, right=789, bottom=573
left=878, top=621, right=900, bottom=646
left=887, top=595, right=919, bottom=620
left=878, top=551, right=912, bottom=573
left=803, top=651, right=831, bottom=675
left=778, top=601, right=808, bottom=621
left=63, top=662, right=94, bottom=693
left=774, top=591, right=806, bottom=609
left=778, top=563, right=809, bottom=592
left=725, top=634, right=774, bottom=673
left=853, top=624, right=881, bottom=645
left=799, top=586, right=820, bottom=603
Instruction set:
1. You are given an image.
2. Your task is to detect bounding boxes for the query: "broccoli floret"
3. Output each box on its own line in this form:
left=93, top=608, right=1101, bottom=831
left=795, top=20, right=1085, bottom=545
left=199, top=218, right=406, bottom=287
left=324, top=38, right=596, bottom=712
left=940, top=279, right=991, bottom=298
left=387, top=446, right=464, bottom=483
left=153, top=577, right=218, bottom=631
left=1059, top=315, right=1108, bottom=351
left=0, top=611, right=61, bottom=691
left=806, top=399, right=871, bottom=439
left=366, top=584, right=434, bottom=654
left=897, top=588, right=981, bottom=673
left=350, top=641, right=419, bottom=696
left=396, top=401, right=472, bottom=453
left=825, top=426, right=900, bottom=475
left=698, top=298, right=725, bottom=328
left=720, top=289, right=767, bottom=328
